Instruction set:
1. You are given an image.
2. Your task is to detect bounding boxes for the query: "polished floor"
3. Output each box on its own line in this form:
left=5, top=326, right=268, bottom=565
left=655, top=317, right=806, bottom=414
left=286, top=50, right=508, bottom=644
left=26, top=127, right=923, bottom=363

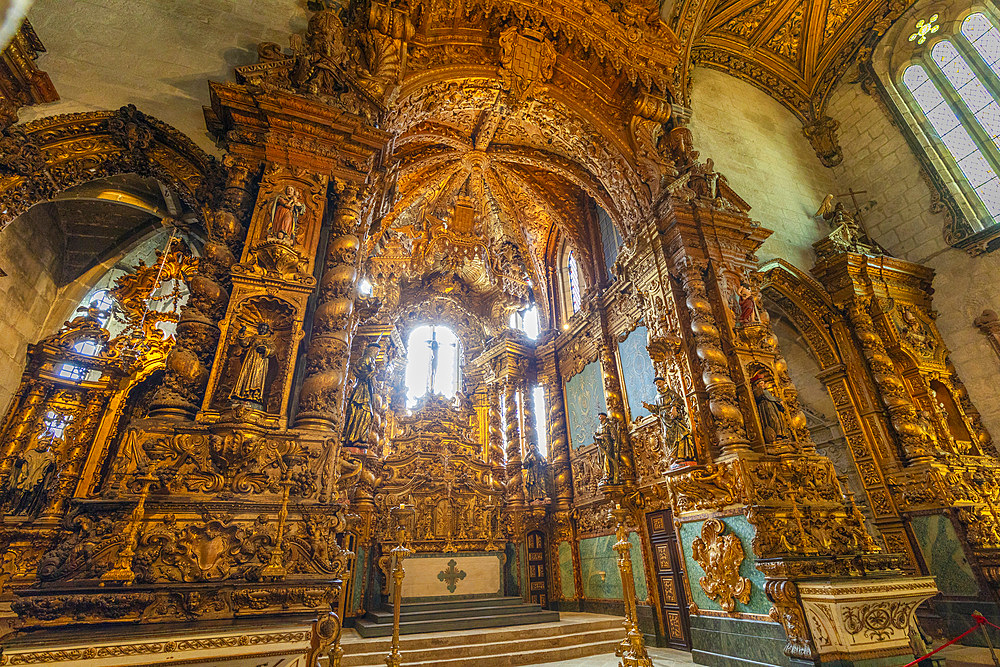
left=523, top=647, right=697, bottom=666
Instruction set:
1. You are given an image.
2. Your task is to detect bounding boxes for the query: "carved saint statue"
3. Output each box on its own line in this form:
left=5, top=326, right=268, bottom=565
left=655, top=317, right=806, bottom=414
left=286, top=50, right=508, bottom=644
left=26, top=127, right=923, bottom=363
left=342, top=342, right=380, bottom=449
left=643, top=377, right=696, bottom=467
left=291, top=8, right=349, bottom=96
left=522, top=445, right=546, bottom=502
left=229, top=321, right=276, bottom=407
left=0, top=440, right=58, bottom=519
left=816, top=195, right=863, bottom=250
left=595, top=412, right=629, bottom=487
left=734, top=284, right=762, bottom=326
left=268, top=185, right=305, bottom=244
left=751, top=370, right=792, bottom=444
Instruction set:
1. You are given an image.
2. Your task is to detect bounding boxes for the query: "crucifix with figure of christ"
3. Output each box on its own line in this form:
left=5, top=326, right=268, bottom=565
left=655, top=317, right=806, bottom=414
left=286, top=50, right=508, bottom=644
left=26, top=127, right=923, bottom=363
left=425, top=326, right=458, bottom=396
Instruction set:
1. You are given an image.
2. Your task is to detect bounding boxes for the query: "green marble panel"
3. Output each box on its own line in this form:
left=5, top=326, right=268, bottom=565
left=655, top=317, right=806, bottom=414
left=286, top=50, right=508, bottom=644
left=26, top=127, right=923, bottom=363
left=566, top=360, right=607, bottom=450
left=679, top=516, right=770, bottom=615
left=618, top=326, right=657, bottom=421
left=558, top=541, right=575, bottom=599
left=579, top=532, right=648, bottom=601
left=911, top=514, right=980, bottom=597
left=352, top=545, right=367, bottom=614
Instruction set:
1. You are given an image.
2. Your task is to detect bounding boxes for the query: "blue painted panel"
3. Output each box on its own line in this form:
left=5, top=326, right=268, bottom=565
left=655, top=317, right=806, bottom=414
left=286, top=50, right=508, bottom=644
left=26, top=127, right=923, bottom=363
left=565, top=360, right=607, bottom=450
left=618, top=326, right=657, bottom=421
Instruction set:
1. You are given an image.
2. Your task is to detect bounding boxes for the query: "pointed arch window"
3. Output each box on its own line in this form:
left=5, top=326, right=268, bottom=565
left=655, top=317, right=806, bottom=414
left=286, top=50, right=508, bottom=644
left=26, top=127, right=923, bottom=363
left=900, top=11, right=1000, bottom=231
left=567, top=250, right=582, bottom=314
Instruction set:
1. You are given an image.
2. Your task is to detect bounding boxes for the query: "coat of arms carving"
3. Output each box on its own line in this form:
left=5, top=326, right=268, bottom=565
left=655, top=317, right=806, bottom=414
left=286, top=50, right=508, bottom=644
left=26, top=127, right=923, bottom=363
left=691, top=518, right=752, bottom=613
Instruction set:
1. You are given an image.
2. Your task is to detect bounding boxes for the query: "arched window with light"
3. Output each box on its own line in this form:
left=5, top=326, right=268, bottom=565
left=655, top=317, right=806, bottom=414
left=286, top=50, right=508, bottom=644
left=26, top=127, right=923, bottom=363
left=560, top=244, right=583, bottom=324
left=404, top=324, right=461, bottom=407
left=898, top=10, right=1000, bottom=239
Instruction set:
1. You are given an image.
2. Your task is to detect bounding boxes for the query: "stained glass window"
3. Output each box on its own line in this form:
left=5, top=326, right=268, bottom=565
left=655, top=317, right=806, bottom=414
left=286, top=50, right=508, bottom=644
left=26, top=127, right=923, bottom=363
left=567, top=250, right=582, bottom=314
left=900, top=12, right=1000, bottom=228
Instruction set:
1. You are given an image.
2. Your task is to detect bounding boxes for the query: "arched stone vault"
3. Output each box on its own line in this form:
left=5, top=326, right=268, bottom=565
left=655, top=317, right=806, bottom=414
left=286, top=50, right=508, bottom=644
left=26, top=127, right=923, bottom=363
left=0, top=106, right=223, bottom=231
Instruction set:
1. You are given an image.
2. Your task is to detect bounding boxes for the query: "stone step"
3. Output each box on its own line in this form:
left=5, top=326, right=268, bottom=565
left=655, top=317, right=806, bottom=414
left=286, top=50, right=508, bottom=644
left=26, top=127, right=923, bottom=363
left=354, top=607, right=561, bottom=637
left=366, top=602, right=552, bottom=624
left=345, top=637, right=622, bottom=667
left=394, top=596, right=525, bottom=613
left=346, top=615, right=622, bottom=652
left=342, top=625, right=623, bottom=666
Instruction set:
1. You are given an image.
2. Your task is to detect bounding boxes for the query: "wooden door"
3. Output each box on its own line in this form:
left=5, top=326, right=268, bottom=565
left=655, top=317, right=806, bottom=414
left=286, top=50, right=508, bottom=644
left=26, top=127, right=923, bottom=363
left=646, top=509, right=691, bottom=649
left=526, top=530, right=548, bottom=607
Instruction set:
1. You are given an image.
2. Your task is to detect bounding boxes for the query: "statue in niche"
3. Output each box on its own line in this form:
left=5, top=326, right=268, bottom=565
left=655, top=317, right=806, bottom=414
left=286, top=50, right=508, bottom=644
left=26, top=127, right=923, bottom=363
left=268, top=185, right=305, bottom=245
left=522, top=445, right=546, bottom=502
left=643, top=377, right=696, bottom=467
left=917, top=409, right=941, bottom=451
left=734, top=283, right=763, bottom=326
left=0, top=439, right=58, bottom=519
left=229, top=322, right=277, bottom=407
left=750, top=370, right=792, bottom=444
left=343, top=341, right=380, bottom=450
left=595, top=412, right=630, bottom=487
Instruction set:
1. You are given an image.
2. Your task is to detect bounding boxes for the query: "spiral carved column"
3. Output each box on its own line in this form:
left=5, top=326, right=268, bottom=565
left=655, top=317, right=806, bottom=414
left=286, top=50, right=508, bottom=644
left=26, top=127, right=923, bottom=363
left=486, top=382, right=506, bottom=474
left=297, top=184, right=364, bottom=432
left=147, top=162, right=251, bottom=419
left=544, top=365, right=573, bottom=511
left=678, top=261, right=750, bottom=456
left=844, top=298, right=935, bottom=463
left=504, top=378, right=526, bottom=511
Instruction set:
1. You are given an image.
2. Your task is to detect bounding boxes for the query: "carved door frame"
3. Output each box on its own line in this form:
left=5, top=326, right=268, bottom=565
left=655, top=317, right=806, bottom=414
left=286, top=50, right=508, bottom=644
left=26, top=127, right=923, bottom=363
left=646, top=508, right=691, bottom=650
left=527, top=530, right=549, bottom=607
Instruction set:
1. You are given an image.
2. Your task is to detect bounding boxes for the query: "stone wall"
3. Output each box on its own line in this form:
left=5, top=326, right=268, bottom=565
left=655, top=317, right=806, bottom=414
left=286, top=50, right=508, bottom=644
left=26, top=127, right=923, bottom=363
left=826, top=79, right=1000, bottom=438
left=19, top=0, right=307, bottom=151
left=0, top=205, right=63, bottom=411
left=688, top=68, right=837, bottom=271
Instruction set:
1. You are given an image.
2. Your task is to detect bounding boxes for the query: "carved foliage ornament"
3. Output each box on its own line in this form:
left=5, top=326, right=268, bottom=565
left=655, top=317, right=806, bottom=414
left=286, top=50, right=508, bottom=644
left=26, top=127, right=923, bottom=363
left=691, top=518, right=752, bottom=613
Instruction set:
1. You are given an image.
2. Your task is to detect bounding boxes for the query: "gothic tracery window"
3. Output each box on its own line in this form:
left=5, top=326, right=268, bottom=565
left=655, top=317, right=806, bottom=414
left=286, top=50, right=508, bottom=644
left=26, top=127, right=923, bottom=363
left=900, top=11, right=1000, bottom=229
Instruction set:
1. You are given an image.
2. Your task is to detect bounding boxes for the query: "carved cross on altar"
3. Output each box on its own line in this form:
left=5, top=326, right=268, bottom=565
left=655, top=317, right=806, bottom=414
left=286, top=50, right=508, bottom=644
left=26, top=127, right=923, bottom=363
left=438, top=559, right=467, bottom=593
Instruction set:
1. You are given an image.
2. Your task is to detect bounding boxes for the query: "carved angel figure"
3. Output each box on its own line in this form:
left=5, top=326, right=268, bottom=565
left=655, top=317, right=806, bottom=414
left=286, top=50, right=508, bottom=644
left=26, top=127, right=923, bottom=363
left=342, top=342, right=380, bottom=449
left=0, top=441, right=58, bottom=519
left=268, top=185, right=305, bottom=244
left=643, top=377, right=696, bottom=467
left=229, top=322, right=276, bottom=407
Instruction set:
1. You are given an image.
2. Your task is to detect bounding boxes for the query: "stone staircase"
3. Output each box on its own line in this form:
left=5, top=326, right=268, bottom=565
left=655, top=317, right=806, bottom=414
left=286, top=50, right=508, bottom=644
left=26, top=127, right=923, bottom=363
left=353, top=596, right=559, bottom=637
left=341, top=611, right=625, bottom=666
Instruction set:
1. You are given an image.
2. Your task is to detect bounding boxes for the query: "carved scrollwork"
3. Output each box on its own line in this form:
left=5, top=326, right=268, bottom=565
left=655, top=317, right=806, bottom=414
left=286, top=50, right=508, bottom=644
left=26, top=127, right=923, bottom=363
left=691, top=518, right=751, bottom=613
